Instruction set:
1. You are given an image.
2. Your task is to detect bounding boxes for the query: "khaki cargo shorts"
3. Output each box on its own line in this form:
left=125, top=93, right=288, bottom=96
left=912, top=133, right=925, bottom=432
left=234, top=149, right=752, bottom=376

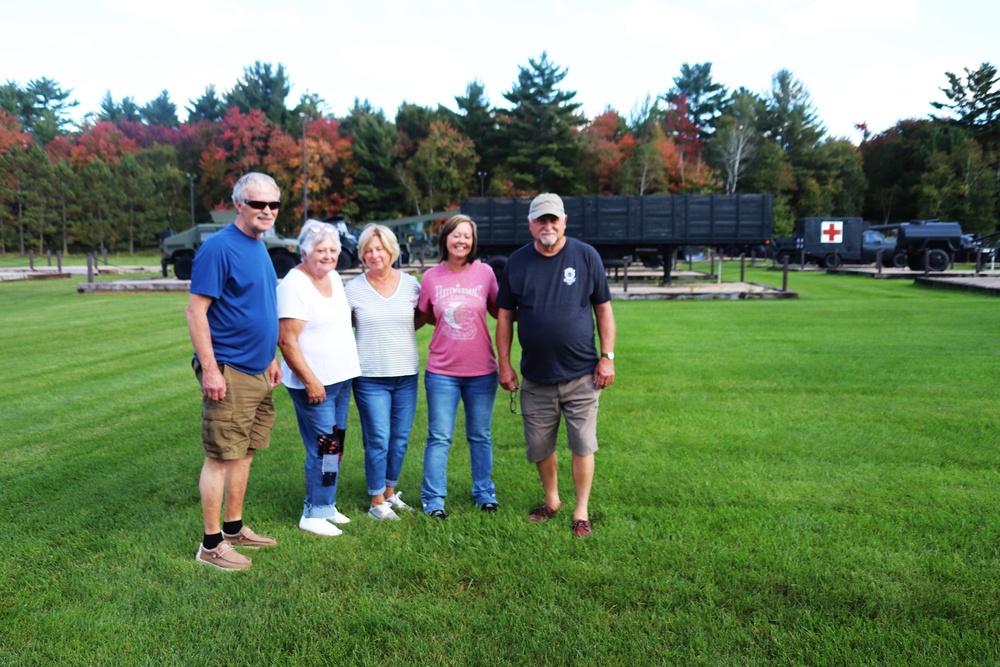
left=194, top=361, right=275, bottom=460
left=520, top=375, right=600, bottom=463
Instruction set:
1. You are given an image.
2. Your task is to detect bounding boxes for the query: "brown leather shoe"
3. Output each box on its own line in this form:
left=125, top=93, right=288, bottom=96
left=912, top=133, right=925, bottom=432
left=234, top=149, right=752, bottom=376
left=572, top=519, right=592, bottom=538
left=196, top=542, right=251, bottom=570
left=223, top=526, right=277, bottom=548
left=529, top=504, right=559, bottom=522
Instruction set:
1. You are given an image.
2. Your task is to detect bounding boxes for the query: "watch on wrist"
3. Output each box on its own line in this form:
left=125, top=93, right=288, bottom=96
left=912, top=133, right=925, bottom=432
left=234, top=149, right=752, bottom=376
left=601, top=352, right=615, bottom=360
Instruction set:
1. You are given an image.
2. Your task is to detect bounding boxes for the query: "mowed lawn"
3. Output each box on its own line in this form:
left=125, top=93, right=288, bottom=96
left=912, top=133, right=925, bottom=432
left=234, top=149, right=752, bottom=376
left=1, top=267, right=999, bottom=666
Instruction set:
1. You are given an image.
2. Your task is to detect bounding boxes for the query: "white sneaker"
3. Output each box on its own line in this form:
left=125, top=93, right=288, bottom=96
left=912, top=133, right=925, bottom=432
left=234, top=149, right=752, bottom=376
left=299, top=516, right=343, bottom=536
left=327, top=507, right=351, bottom=525
left=368, top=502, right=400, bottom=520
left=385, top=492, right=412, bottom=511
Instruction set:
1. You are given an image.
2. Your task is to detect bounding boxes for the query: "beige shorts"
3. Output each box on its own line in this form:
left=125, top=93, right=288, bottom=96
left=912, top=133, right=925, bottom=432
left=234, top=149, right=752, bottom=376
left=520, top=375, right=600, bottom=463
left=195, top=361, right=275, bottom=460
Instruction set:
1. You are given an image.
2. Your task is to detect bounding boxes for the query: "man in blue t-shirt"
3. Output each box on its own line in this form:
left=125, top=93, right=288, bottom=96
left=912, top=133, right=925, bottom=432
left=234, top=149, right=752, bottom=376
left=497, top=193, right=617, bottom=538
left=185, top=172, right=283, bottom=570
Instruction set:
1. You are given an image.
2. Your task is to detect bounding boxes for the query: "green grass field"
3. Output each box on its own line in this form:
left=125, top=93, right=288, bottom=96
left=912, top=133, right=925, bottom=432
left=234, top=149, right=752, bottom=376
left=1, top=267, right=999, bottom=666
left=0, top=250, right=164, bottom=269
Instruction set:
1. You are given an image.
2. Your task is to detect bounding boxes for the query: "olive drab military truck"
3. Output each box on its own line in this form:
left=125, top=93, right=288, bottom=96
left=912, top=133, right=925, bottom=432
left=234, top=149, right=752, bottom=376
left=772, top=218, right=899, bottom=269
left=892, top=221, right=965, bottom=272
left=159, top=211, right=301, bottom=280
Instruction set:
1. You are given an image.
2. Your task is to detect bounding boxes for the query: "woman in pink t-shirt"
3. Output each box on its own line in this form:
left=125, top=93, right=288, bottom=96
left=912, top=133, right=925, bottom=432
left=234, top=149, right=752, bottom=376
left=418, top=215, right=500, bottom=518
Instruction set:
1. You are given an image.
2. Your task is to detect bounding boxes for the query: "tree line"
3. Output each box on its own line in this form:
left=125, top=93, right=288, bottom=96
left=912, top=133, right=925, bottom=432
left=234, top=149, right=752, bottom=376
left=1, top=56, right=998, bottom=257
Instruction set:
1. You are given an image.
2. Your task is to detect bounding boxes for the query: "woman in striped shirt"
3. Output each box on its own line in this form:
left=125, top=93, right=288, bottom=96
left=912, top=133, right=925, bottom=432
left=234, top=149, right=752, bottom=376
left=345, top=224, right=422, bottom=521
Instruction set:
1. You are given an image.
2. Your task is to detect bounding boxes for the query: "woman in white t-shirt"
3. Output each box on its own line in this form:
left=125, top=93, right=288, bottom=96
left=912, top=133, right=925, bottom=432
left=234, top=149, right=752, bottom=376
left=277, top=220, right=361, bottom=537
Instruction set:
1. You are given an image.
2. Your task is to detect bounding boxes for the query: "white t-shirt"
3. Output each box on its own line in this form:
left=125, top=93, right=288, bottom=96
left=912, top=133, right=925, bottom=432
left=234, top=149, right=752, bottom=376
left=345, top=271, right=420, bottom=377
left=277, top=267, right=361, bottom=389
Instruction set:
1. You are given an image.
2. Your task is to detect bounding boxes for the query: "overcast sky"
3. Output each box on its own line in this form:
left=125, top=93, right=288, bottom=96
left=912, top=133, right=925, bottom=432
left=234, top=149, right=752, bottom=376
left=4, top=0, right=996, bottom=144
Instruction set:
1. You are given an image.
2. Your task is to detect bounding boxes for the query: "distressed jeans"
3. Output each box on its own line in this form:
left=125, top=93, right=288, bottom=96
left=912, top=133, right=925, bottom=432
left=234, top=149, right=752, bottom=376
left=286, top=379, right=353, bottom=518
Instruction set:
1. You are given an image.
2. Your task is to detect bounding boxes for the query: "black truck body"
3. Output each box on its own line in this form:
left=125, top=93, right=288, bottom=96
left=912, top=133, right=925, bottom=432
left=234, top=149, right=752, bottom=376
left=460, top=194, right=773, bottom=281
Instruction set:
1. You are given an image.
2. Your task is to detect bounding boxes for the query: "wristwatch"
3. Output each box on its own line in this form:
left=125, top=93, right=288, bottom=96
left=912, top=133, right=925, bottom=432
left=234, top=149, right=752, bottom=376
left=601, top=352, right=615, bottom=360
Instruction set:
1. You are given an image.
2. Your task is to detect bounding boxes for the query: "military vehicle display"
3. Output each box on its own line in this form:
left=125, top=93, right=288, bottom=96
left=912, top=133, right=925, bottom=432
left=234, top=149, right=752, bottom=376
left=460, top=194, right=774, bottom=280
left=892, top=220, right=965, bottom=272
left=159, top=212, right=300, bottom=280
left=772, top=218, right=899, bottom=268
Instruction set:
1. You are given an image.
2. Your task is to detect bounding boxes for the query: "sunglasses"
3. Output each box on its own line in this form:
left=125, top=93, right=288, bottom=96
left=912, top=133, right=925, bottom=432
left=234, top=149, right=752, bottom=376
left=243, top=200, right=281, bottom=211
left=509, top=389, right=521, bottom=416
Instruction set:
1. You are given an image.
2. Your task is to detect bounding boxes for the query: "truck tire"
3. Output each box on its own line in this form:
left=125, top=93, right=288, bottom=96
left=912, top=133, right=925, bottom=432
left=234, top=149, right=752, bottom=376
left=485, top=255, right=508, bottom=281
left=776, top=250, right=795, bottom=265
left=927, top=248, right=950, bottom=272
left=271, top=252, right=297, bottom=278
left=173, top=253, right=194, bottom=280
left=823, top=254, right=843, bottom=269
left=891, top=252, right=908, bottom=269
left=337, top=251, right=352, bottom=271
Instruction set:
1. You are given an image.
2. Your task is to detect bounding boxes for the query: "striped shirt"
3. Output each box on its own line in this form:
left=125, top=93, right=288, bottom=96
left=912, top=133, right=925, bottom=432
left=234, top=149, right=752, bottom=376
left=345, top=271, right=420, bottom=377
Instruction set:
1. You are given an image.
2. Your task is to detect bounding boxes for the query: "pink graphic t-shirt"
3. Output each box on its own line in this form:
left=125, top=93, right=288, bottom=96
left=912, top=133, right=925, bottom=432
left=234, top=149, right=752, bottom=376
left=418, top=260, right=499, bottom=377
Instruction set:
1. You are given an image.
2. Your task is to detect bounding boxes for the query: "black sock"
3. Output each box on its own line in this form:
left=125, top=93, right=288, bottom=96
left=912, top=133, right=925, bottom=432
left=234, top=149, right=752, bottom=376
left=222, top=519, right=243, bottom=535
left=203, top=532, right=223, bottom=550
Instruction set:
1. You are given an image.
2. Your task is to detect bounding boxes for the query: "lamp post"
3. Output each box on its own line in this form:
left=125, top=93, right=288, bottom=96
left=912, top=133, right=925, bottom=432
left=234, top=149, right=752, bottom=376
left=300, top=111, right=308, bottom=223
left=186, top=172, right=195, bottom=225
left=475, top=171, right=486, bottom=197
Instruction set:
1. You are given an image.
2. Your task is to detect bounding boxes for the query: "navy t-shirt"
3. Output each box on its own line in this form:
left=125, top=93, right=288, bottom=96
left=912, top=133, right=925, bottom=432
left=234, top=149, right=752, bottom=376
left=190, top=224, right=279, bottom=376
left=497, top=237, right=611, bottom=384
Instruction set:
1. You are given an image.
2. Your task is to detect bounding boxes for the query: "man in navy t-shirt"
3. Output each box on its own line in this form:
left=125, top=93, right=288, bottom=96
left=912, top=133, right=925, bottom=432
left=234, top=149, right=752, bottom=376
left=497, top=193, right=617, bottom=538
left=185, top=172, right=283, bottom=570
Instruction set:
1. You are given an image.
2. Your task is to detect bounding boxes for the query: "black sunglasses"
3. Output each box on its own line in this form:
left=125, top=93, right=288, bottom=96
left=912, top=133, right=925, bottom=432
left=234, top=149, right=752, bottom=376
left=243, top=200, right=281, bottom=210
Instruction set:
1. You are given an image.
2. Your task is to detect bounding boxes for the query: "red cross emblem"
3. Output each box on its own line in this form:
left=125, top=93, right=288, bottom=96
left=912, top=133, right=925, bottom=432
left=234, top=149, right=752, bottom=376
left=822, top=221, right=843, bottom=243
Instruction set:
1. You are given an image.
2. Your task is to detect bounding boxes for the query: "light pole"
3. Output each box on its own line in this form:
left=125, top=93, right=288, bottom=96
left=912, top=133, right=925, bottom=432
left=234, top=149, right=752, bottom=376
left=476, top=171, right=486, bottom=197
left=300, top=112, right=308, bottom=223
left=186, top=172, right=195, bottom=225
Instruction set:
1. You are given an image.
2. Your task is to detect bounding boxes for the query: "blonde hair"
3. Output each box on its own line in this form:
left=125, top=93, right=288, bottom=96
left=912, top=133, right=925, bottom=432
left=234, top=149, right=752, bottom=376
left=357, top=224, right=400, bottom=266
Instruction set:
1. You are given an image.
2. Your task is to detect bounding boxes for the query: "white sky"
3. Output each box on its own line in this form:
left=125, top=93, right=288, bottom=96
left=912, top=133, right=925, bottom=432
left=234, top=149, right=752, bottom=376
left=3, top=0, right=997, bottom=144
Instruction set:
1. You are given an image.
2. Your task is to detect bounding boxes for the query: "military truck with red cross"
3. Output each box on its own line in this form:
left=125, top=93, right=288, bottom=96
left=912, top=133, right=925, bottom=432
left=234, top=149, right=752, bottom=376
left=772, top=217, right=900, bottom=269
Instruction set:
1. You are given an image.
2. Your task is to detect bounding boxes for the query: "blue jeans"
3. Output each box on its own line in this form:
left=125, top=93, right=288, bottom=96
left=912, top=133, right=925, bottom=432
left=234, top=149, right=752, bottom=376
left=421, top=371, right=498, bottom=512
left=353, top=375, right=418, bottom=497
left=287, top=379, right=353, bottom=518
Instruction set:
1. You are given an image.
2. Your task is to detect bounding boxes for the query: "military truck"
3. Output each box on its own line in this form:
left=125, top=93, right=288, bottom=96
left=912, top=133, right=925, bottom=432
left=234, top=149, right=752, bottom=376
left=461, top=194, right=773, bottom=281
left=893, top=220, right=964, bottom=272
left=160, top=212, right=300, bottom=280
left=318, top=217, right=361, bottom=270
left=772, top=217, right=899, bottom=269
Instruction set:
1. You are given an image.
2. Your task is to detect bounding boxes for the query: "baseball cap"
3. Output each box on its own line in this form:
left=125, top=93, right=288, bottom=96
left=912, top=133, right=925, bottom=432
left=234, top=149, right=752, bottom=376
left=528, top=193, right=565, bottom=220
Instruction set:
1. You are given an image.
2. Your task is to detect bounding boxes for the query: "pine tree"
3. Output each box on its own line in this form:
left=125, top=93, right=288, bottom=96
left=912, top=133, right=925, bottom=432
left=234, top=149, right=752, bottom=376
left=501, top=52, right=586, bottom=194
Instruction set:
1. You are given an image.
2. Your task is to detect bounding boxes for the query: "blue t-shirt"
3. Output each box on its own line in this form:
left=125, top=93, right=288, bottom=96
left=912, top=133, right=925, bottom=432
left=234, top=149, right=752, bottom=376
left=497, top=237, right=611, bottom=384
left=190, top=223, right=279, bottom=376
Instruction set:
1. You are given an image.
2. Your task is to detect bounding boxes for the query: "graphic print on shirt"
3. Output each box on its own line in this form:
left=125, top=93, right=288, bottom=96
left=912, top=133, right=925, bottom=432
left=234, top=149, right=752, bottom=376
left=435, top=284, right=484, bottom=341
left=563, top=267, right=577, bottom=286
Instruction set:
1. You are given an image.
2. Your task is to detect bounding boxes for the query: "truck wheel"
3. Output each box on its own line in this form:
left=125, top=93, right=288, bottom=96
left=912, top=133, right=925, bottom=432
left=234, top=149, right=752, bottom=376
left=777, top=250, right=795, bottom=265
left=271, top=252, right=297, bottom=278
left=927, top=248, right=950, bottom=272
left=174, top=253, right=194, bottom=280
left=485, top=255, right=508, bottom=281
left=891, top=252, right=908, bottom=269
left=336, top=251, right=352, bottom=271
left=639, top=253, right=662, bottom=269
left=823, top=254, right=843, bottom=269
